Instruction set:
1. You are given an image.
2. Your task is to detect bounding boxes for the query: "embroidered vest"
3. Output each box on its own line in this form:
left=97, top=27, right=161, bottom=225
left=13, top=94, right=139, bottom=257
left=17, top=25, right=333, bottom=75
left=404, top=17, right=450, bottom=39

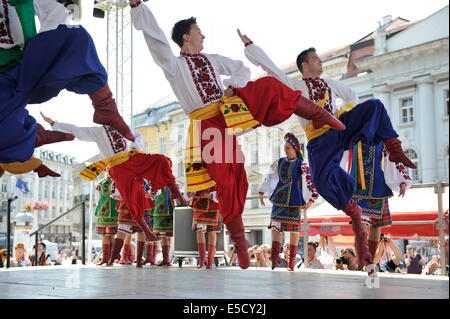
left=270, top=158, right=306, bottom=207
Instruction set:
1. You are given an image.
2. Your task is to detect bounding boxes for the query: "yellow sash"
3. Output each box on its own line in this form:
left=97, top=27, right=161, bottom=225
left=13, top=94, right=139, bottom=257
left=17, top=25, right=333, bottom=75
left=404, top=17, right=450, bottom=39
left=79, top=149, right=144, bottom=182
left=0, top=157, right=43, bottom=177
left=304, top=91, right=357, bottom=141
left=185, top=96, right=260, bottom=192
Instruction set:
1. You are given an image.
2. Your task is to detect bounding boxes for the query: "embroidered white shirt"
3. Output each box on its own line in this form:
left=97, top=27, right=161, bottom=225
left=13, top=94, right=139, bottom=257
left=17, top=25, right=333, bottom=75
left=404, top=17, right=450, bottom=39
left=244, top=43, right=359, bottom=130
left=130, top=2, right=251, bottom=114
left=0, top=0, right=70, bottom=49
left=52, top=122, right=144, bottom=160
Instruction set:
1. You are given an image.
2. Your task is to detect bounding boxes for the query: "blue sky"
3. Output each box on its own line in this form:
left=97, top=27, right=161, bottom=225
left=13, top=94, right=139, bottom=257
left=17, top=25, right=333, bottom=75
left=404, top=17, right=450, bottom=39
left=32, top=0, right=449, bottom=162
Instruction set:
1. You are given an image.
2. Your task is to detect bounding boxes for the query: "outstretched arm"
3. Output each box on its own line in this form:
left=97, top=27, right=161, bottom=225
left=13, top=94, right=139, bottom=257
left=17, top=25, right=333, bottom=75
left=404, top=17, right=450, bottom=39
left=238, top=29, right=299, bottom=90
left=41, top=112, right=101, bottom=143
left=129, top=0, right=178, bottom=80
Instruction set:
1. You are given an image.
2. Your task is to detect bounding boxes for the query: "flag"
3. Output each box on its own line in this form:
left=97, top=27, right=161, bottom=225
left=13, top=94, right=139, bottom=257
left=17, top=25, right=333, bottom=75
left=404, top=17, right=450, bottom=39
left=16, top=178, right=30, bottom=194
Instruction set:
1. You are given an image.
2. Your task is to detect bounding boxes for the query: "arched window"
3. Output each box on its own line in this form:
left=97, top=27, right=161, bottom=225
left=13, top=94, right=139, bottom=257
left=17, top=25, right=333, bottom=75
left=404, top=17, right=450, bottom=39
left=404, top=149, right=420, bottom=182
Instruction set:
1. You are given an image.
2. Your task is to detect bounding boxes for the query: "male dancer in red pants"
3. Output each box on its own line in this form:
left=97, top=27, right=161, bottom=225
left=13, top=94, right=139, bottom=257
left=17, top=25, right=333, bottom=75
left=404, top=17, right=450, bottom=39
left=128, top=0, right=344, bottom=269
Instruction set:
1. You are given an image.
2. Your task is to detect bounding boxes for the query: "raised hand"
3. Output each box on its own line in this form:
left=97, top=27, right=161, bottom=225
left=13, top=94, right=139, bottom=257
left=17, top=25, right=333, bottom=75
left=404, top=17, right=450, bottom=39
left=237, top=29, right=252, bottom=45
left=40, top=112, right=55, bottom=126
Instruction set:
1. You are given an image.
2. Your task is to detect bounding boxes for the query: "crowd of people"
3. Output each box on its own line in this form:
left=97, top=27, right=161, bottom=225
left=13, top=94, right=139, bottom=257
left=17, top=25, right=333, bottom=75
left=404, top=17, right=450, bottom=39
left=219, top=235, right=448, bottom=277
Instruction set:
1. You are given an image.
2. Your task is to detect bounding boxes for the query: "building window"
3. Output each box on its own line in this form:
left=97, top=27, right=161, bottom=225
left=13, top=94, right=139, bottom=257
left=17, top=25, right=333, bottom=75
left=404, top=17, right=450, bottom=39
left=400, top=97, right=414, bottom=124
left=160, top=138, right=167, bottom=154
left=404, top=149, right=419, bottom=181
left=251, top=144, right=258, bottom=165
left=445, top=90, right=449, bottom=117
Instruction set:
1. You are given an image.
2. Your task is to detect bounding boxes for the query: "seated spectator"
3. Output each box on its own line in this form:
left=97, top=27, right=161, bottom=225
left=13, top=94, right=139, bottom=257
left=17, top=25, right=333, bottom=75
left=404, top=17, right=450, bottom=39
left=404, top=245, right=426, bottom=274
left=334, top=248, right=359, bottom=271
left=249, top=245, right=269, bottom=267
left=29, top=242, right=52, bottom=266
left=10, top=243, right=31, bottom=267
left=298, top=242, right=324, bottom=270
left=373, top=235, right=405, bottom=273
left=422, top=255, right=442, bottom=276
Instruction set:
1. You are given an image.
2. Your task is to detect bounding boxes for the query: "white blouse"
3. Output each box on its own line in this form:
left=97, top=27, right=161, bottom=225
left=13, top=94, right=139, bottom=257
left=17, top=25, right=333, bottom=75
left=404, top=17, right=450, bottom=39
left=244, top=43, right=359, bottom=130
left=130, top=2, right=251, bottom=115
left=259, top=160, right=319, bottom=204
left=52, top=122, right=144, bottom=160
left=0, top=0, right=70, bottom=49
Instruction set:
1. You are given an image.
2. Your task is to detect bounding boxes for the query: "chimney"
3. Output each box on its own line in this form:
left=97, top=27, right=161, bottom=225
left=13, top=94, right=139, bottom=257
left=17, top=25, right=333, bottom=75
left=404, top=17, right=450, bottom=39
left=382, top=15, right=393, bottom=26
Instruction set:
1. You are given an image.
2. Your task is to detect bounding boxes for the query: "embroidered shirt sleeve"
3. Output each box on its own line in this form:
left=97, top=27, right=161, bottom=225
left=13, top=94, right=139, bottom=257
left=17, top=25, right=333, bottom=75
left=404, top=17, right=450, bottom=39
left=130, top=128, right=145, bottom=151
left=244, top=43, right=299, bottom=90
left=259, top=160, right=279, bottom=195
left=383, top=148, right=413, bottom=193
left=34, top=0, right=69, bottom=33
left=130, top=1, right=178, bottom=80
left=301, top=163, right=319, bottom=202
left=213, top=54, right=251, bottom=89
left=327, top=79, right=359, bottom=107
left=52, top=122, right=100, bottom=143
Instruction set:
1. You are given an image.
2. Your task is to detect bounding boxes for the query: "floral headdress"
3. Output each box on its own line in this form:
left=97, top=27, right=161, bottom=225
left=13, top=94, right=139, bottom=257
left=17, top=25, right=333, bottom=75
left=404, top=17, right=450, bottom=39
left=284, top=132, right=304, bottom=160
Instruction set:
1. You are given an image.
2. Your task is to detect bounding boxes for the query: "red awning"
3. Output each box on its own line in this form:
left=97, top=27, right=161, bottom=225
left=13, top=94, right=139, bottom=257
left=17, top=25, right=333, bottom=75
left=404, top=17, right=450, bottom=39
left=300, top=210, right=439, bottom=237
left=299, top=187, right=447, bottom=238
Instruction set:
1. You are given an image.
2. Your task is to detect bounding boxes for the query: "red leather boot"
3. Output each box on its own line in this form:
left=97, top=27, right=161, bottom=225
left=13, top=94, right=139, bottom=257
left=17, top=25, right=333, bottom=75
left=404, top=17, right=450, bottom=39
left=287, top=245, right=298, bottom=272
left=271, top=241, right=282, bottom=270
left=136, top=241, right=145, bottom=268
left=35, top=124, right=75, bottom=148
left=294, top=95, right=346, bottom=131
left=206, top=245, right=216, bottom=270
left=119, top=243, right=131, bottom=265
left=96, top=243, right=110, bottom=266
left=89, top=84, right=135, bottom=141
left=384, top=138, right=416, bottom=169
left=225, top=216, right=250, bottom=270
left=343, top=200, right=372, bottom=270
left=143, top=243, right=154, bottom=265
left=107, top=238, right=124, bottom=266
left=197, top=242, right=207, bottom=269
left=151, top=244, right=158, bottom=265
left=34, top=164, right=60, bottom=178
left=156, top=244, right=172, bottom=267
